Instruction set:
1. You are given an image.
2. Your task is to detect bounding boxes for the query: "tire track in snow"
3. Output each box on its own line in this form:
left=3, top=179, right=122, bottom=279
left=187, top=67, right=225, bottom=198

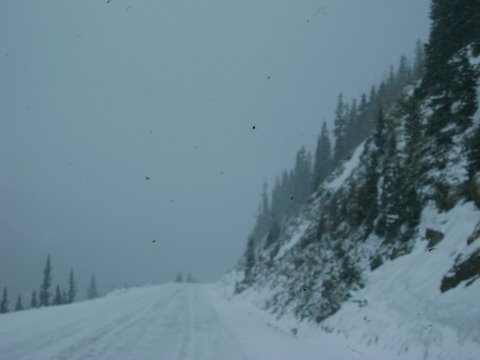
left=54, top=288, right=181, bottom=360
left=176, top=286, right=194, bottom=360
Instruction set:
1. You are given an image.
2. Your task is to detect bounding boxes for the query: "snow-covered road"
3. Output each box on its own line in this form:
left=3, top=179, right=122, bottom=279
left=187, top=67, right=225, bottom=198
left=0, top=284, right=366, bottom=360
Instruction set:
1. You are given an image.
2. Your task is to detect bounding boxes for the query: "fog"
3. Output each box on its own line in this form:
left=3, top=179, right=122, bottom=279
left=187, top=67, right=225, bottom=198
left=0, top=0, right=430, bottom=298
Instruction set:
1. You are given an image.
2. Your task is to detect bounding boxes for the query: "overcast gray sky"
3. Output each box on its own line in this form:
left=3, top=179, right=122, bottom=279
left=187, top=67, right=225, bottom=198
left=0, top=0, right=430, bottom=298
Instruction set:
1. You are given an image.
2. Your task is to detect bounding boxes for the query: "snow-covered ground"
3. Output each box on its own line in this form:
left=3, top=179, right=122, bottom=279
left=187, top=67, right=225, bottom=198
left=324, top=141, right=365, bottom=191
left=320, top=202, right=480, bottom=360
left=0, top=283, right=393, bottom=360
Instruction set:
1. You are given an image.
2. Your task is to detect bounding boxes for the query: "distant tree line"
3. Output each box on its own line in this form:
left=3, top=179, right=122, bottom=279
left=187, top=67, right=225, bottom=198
left=0, top=254, right=100, bottom=315
left=174, top=271, right=197, bottom=283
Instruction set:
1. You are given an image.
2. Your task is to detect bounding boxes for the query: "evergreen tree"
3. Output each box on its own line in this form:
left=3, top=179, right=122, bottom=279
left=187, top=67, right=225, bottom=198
left=53, top=285, right=63, bottom=305
left=39, top=254, right=52, bottom=307
left=175, top=272, right=183, bottom=283
left=369, top=85, right=377, bottom=105
left=403, top=96, right=423, bottom=159
left=87, top=275, right=99, bottom=300
left=255, top=182, right=271, bottom=241
left=244, top=236, right=255, bottom=283
left=67, top=269, right=77, bottom=304
left=281, top=170, right=293, bottom=216
left=355, top=92, right=370, bottom=140
left=0, top=287, right=9, bottom=314
left=357, top=110, right=386, bottom=232
left=291, top=146, right=313, bottom=211
left=333, top=93, right=349, bottom=163
left=377, top=127, right=402, bottom=240
left=15, top=294, right=23, bottom=311
left=399, top=182, right=422, bottom=232
left=423, top=0, right=480, bottom=140
left=62, top=290, right=68, bottom=305
left=377, top=81, right=391, bottom=110
left=424, top=0, right=480, bottom=88
left=398, top=96, right=424, bottom=234
left=468, top=127, right=480, bottom=178
left=397, top=54, right=412, bottom=86
left=413, top=40, right=425, bottom=79
left=186, top=272, right=193, bottom=283
left=313, top=121, right=332, bottom=190
left=30, top=290, right=38, bottom=308
left=270, top=177, right=282, bottom=221
left=345, top=99, right=359, bottom=149
left=265, top=220, right=281, bottom=248
left=467, top=126, right=480, bottom=206
left=359, top=154, right=379, bottom=233
left=373, top=108, right=387, bottom=154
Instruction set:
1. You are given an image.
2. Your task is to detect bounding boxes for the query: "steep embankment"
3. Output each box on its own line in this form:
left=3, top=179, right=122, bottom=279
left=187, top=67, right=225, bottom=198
left=230, top=2, right=480, bottom=358
left=228, top=135, right=480, bottom=359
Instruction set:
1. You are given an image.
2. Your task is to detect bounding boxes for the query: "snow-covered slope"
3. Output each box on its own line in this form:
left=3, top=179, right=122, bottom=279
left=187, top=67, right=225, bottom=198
left=228, top=42, right=480, bottom=358
left=321, top=202, right=480, bottom=360
left=227, top=189, right=480, bottom=360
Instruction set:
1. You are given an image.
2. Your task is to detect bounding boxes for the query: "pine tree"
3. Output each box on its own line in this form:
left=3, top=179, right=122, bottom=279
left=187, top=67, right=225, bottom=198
left=30, top=290, right=38, bottom=308
left=344, top=99, right=359, bottom=150
left=313, top=121, right=332, bottom=190
left=333, top=93, right=349, bottom=164
left=467, top=126, right=480, bottom=206
left=175, top=272, right=183, bottom=283
left=424, top=0, right=480, bottom=89
left=357, top=110, right=386, bottom=233
left=62, top=290, right=68, bottom=305
left=53, top=285, right=63, bottom=305
left=244, top=236, right=255, bottom=283
left=359, top=154, right=379, bottom=233
left=265, top=220, right=281, bottom=248
left=67, top=269, right=76, bottom=304
left=281, top=170, right=293, bottom=216
left=377, top=127, right=402, bottom=240
left=254, top=182, right=271, bottom=241
left=39, top=254, right=52, bottom=307
left=413, top=40, right=425, bottom=79
left=87, top=275, right=99, bottom=300
left=423, top=0, right=480, bottom=140
left=468, top=127, right=480, bottom=178
left=403, top=96, right=422, bottom=159
left=292, top=146, right=313, bottom=211
left=373, top=108, right=387, bottom=154
left=186, top=272, right=193, bottom=283
left=397, top=93, right=424, bottom=230
left=15, top=294, right=23, bottom=311
left=0, top=287, right=9, bottom=313
left=397, top=54, right=412, bottom=86
left=356, top=92, right=370, bottom=140
left=369, top=85, right=377, bottom=105
left=270, top=177, right=282, bottom=222
left=399, top=182, right=422, bottom=232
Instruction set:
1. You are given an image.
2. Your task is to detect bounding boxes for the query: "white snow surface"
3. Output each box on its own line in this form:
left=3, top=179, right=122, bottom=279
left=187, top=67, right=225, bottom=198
left=1, top=283, right=378, bottom=360
left=275, top=220, right=310, bottom=260
left=324, top=142, right=365, bottom=191
left=319, top=202, right=480, bottom=360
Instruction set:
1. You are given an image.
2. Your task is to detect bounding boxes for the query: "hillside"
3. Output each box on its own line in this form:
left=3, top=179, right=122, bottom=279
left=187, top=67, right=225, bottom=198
left=231, top=1, right=480, bottom=359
